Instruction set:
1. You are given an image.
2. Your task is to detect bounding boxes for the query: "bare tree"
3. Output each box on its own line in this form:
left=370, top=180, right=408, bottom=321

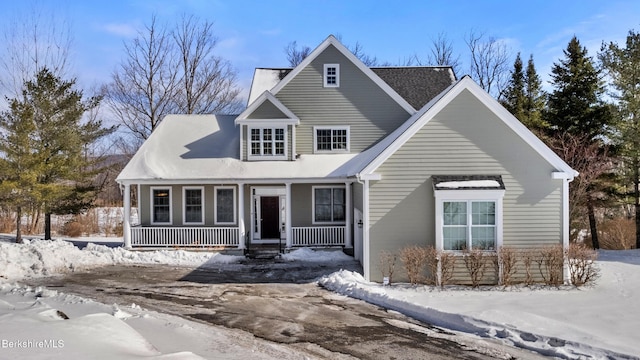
left=417, top=32, right=461, bottom=76
left=103, top=16, right=176, bottom=141
left=465, top=30, right=511, bottom=100
left=548, top=132, right=614, bottom=248
left=104, top=15, right=241, bottom=142
left=0, top=2, right=72, bottom=98
left=285, top=41, right=312, bottom=67
left=173, top=15, right=241, bottom=114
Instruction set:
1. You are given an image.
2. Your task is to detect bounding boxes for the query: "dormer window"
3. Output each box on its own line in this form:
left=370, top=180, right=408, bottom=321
left=324, top=64, right=340, bottom=87
left=248, top=126, right=287, bottom=160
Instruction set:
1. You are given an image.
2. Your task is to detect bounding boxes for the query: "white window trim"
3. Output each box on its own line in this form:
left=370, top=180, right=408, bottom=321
left=215, top=186, right=237, bottom=225
left=182, top=186, right=205, bottom=225
left=312, top=185, right=346, bottom=225
left=247, top=126, right=288, bottom=161
left=313, top=126, right=350, bottom=153
left=434, top=189, right=504, bottom=252
left=323, top=63, right=340, bottom=88
left=150, top=186, right=172, bottom=225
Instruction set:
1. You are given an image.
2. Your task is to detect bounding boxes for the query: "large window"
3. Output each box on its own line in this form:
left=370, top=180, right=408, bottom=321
left=151, top=187, right=172, bottom=225
left=249, top=127, right=286, bottom=160
left=443, top=201, right=496, bottom=250
left=183, top=187, right=204, bottom=224
left=314, top=126, right=349, bottom=153
left=323, top=64, right=340, bottom=87
left=215, top=186, right=236, bottom=224
left=434, top=179, right=504, bottom=253
left=313, top=186, right=345, bottom=223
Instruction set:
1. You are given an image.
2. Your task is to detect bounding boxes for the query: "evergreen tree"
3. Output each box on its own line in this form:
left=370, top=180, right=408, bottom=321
left=502, top=53, right=547, bottom=132
left=545, top=36, right=613, bottom=249
left=545, top=36, right=611, bottom=139
left=523, top=55, right=547, bottom=131
left=0, top=68, right=115, bottom=242
left=600, top=30, right=640, bottom=248
left=502, top=53, right=527, bottom=121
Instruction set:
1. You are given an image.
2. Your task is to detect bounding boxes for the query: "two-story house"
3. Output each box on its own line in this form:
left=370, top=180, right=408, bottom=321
left=117, top=35, right=577, bottom=283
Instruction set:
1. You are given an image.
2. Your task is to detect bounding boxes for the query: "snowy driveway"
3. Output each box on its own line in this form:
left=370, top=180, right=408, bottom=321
left=29, top=260, right=540, bottom=360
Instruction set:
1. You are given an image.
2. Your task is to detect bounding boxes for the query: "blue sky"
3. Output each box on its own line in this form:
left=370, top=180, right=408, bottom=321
left=2, top=0, right=640, bottom=102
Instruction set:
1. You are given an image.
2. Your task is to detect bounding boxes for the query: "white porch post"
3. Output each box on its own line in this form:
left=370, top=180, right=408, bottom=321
left=362, top=179, right=370, bottom=281
left=345, top=181, right=352, bottom=248
left=285, top=182, right=292, bottom=248
left=123, top=183, right=132, bottom=249
left=238, top=183, right=245, bottom=249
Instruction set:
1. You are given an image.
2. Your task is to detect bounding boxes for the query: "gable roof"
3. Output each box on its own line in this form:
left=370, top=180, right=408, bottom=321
left=269, top=35, right=417, bottom=114
left=354, top=76, right=577, bottom=180
left=371, top=67, right=456, bottom=109
left=235, top=91, right=299, bottom=125
left=116, top=114, right=360, bottom=183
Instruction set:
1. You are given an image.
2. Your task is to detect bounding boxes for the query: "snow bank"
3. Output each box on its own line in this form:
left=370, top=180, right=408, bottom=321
left=281, top=247, right=354, bottom=262
left=0, top=239, right=243, bottom=281
left=319, top=250, right=640, bottom=359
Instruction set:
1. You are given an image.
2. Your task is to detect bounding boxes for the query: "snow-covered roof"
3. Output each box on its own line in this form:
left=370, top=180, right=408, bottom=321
left=432, top=175, right=505, bottom=190
left=116, top=114, right=360, bottom=183
left=247, top=68, right=288, bottom=104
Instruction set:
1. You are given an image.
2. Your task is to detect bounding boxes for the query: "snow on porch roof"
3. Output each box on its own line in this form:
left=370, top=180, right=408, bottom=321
left=116, top=114, right=360, bottom=183
left=432, top=175, right=505, bottom=190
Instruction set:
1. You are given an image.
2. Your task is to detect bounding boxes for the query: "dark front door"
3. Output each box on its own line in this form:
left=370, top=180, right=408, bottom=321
left=260, top=196, right=280, bottom=239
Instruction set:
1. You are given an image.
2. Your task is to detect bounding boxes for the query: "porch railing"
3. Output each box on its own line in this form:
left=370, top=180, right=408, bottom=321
left=291, top=226, right=345, bottom=247
left=131, top=226, right=239, bottom=248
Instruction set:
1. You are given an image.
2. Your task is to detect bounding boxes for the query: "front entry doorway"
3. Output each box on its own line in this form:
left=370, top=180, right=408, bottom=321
left=260, top=196, right=280, bottom=239
left=252, top=187, right=286, bottom=243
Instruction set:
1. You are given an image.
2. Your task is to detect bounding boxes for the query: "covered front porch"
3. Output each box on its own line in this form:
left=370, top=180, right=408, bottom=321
left=120, top=181, right=354, bottom=251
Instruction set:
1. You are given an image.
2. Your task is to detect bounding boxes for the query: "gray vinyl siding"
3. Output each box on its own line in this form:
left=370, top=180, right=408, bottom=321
left=291, top=184, right=312, bottom=226
left=276, top=44, right=410, bottom=154
left=367, top=89, right=564, bottom=282
left=353, top=182, right=363, bottom=212
left=247, top=101, right=287, bottom=119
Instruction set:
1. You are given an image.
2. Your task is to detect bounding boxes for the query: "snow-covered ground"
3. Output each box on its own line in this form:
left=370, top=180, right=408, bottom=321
left=0, top=237, right=638, bottom=359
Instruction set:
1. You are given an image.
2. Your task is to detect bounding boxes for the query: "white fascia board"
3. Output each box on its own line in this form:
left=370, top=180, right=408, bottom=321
left=358, top=173, right=381, bottom=181
left=552, top=171, right=577, bottom=181
left=361, top=76, right=578, bottom=179
left=237, top=119, right=300, bottom=126
left=269, top=35, right=416, bottom=115
left=125, top=178, right=356, bottom=185
left=236, top=91, right=299, bottom=124
left=467, top=79, right=578, bottom=178
left=360, top=79, right=463, bottom=175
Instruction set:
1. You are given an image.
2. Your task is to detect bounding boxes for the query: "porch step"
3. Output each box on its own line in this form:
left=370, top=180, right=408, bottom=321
left=244, top=244, right=282, bottom=260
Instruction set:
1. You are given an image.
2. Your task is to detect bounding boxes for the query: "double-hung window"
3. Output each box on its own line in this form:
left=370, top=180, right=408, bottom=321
left=434, top=176, right=505, bottom=252
left=249, top=127, right=286, bottom=160
left=183, top=187, right=204, bottom=225
left=313, top=186, right=346, bottom=223
left=314, top=126, right=349, bottom=153
left=324, top=64, right=340, bottom=87
left=151, top=187, right=172, bottom=225
left=215, top=186, right=236, bottom=225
